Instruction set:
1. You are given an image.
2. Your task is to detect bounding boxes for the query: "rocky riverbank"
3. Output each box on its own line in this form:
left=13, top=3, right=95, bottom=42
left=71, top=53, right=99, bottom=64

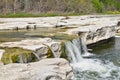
left=0, top=38, right=61, bottom=61
left=0, top=58, right=73, bottom=80
left=0, top=15, right=120, bottom=80
left=0, top=15, right=119, bottom=30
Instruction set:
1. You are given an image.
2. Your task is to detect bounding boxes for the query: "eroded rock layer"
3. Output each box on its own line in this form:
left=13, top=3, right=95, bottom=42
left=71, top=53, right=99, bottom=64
left=0, top=58, right=73, bottom=80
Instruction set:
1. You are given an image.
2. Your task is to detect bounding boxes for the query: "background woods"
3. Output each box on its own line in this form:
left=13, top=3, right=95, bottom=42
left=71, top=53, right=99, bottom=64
left=0, top=0, right=120, bottom=15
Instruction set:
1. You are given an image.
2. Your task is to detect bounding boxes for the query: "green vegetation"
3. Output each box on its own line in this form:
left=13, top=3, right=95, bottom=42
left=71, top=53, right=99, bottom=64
left=0, top=0, right=120, bottom=17
left=47, top=48, right=54, bottom=58
left=0, top=13, right=40, bottom=18
left=0, top=13, right=82, bottom=18
left=92, top=0, right=104, bottom=13
left=105, top=11, right=120, bottom=14
left=1, top=47, right=36, bottom=64
left=60, top=42, right=68, bottom=59
left=50, top=34, right=78, bottom=41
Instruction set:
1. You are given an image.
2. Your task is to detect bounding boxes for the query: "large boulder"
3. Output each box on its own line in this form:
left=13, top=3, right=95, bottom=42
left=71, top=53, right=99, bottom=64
left=0, top=58, right=73, bottom=80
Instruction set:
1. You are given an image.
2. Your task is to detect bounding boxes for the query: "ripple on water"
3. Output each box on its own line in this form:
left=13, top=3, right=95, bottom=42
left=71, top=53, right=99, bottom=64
left=72, top=59, right=120, bottom=80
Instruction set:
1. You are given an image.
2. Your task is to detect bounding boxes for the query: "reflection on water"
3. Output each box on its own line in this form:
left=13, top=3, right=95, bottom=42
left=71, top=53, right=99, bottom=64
left=0, top=28, right=78, bottom=43
left=0, top=31, right=26, bottom=42
left=92, top=37, right=120, bottom=67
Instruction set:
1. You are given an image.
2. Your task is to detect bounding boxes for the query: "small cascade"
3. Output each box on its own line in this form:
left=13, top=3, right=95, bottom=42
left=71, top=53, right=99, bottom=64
left=33, top=52, right=41, bottom=61
left=65, top=42, right=78, bottom=63
left=65, top=38, right=93, bottom=63
left=18, top=54, right=28, bottom=63
left=65, top=38, right=83, bottom=63
left=18, top=54, right=24, bottom=63
left=65, top=36, right=120, bottom=80
left=72, top=38, right=81, bottom=53
left=80, top=38, right=93, bottom=57
left=72, top=38, right=83, bottom=62
left=65, top=38, right=95, bottom=80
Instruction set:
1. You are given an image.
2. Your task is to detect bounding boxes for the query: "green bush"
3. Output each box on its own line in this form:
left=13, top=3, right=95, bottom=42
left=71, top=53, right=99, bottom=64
left=0, top=0, right=120, bottom=15
left=92, top=0, right=104, bottom=13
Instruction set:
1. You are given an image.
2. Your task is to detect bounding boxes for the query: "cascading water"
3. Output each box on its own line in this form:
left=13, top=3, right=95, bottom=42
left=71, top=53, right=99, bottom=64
left=18, top=54, right=24, bottom=63
left=65, top=37, right=120, bottom=80
left=80, top=38, right=93, bottom=57
left=65, top=38, right=93, bottom=63
left=33, top=52, right=41, bottom=61
left=65, top=38, right=83, bottom=63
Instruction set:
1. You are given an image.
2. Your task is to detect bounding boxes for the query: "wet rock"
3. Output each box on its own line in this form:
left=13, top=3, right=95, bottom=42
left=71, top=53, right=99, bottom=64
left=1, top=47, right=34, bottom=64
left=0, top=58, right=73, bottom=80
left=117, top=21, right=120, bottom=26
left=0, top=38, right=61, bottom=60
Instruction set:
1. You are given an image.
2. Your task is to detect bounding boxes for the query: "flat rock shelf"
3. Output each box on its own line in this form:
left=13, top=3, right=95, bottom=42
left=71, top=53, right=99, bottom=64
left=0, top=15, right=120, bottom=80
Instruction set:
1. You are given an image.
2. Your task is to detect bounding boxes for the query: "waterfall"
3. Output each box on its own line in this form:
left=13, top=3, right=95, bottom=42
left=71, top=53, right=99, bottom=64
left=65, top=38, right=93, bottom=63
left=80, top=38, right=93, bottom=57
left=65, top=41, right=77, bottom=63
left=18, top=54, right=24, bottom=63
left=72, top=38, right=81, bottom=53
left=33, top=52, right=41, bottom=61
left=65, top=38, right=108, bottom=80
left=65, top=38, right=83, bottom=63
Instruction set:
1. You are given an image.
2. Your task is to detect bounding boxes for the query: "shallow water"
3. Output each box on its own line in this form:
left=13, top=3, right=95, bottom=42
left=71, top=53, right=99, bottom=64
left=1, top=28, right=120, bottom=80
left=0, top=28, right=77, bottom=43
left=92, top=37, right=120, bottom=67
left=73, top=37, right=120, bottom=80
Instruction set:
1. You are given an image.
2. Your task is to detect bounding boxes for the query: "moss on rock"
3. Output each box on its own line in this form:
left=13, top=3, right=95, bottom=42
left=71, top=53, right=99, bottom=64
left=60, top=42, right=68, bottom=59
left=1, top=47, right=35, bottom=64
left=47, top=48, right=54, bottom=58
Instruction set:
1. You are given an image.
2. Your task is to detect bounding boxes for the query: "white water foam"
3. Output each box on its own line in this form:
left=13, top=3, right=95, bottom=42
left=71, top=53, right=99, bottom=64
left=72, top=58, right=120, bottom=80
left=71, top=59, right=107, bottom=73
left=65, top=38, right=120, bottom=80
left=80, top=38, right=94, bottom=57
left=115, top=36, right=120, bottom=38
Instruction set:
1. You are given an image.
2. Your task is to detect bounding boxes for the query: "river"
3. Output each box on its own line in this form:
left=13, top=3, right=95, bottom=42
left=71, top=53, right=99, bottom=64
left=72, top=37, right=120, bottom=80
left=0, top=28, right=120, bottom=80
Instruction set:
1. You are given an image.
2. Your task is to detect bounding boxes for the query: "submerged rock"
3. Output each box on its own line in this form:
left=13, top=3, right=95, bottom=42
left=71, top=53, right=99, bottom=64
left=0, top=58, right=73, bottom=80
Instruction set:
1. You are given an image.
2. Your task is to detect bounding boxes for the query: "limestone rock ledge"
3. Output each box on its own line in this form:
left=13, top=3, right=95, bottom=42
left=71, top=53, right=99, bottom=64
left=0, top=58, right=73, bottom=80
left=66, top=16, right=118, bottom=45
left=0, top=38, right=61, bottom=59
